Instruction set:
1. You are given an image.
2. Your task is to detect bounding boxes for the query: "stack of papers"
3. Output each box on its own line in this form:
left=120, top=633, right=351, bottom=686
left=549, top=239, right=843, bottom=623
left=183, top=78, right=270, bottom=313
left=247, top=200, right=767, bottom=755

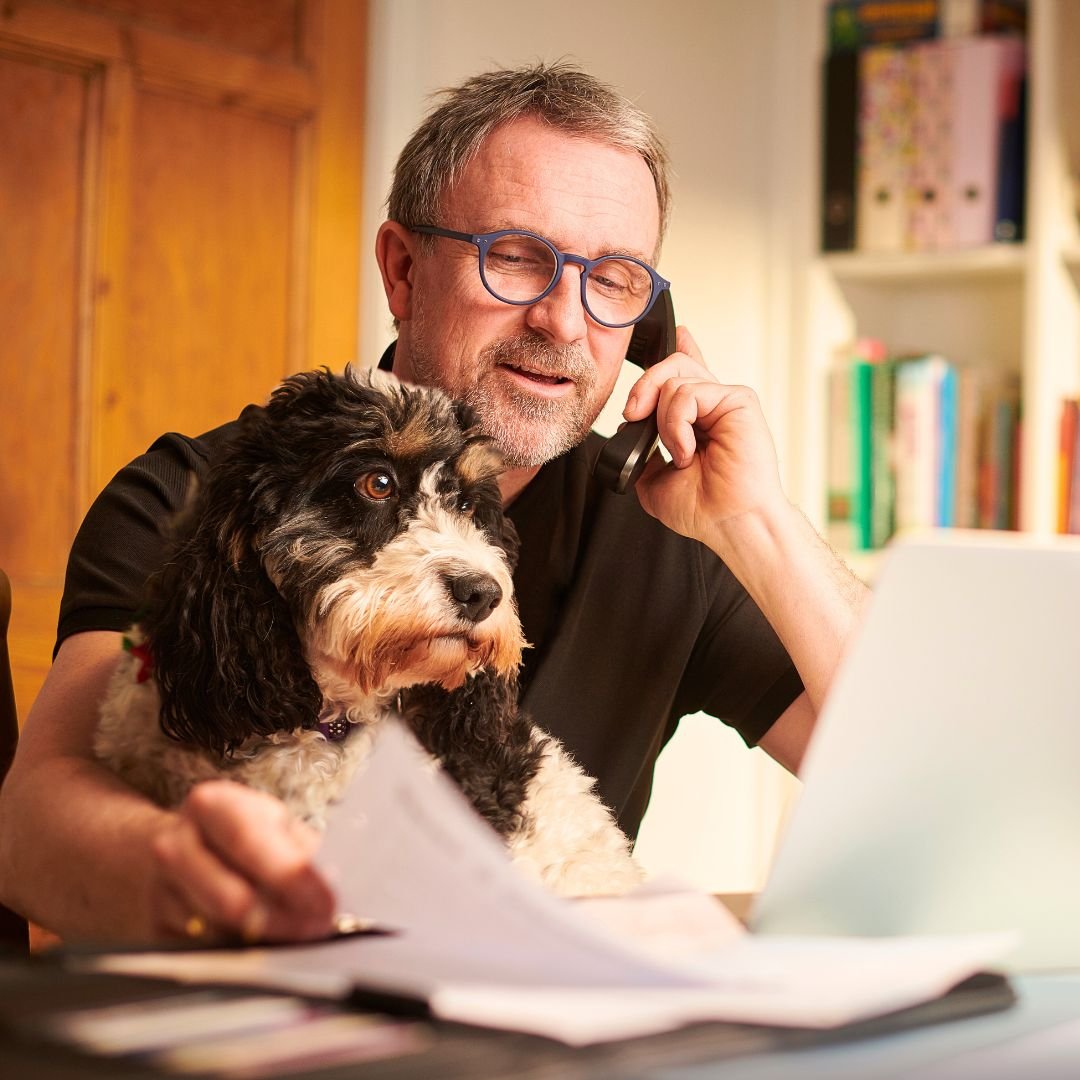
left=92, top=720, right=1014, bottom=1045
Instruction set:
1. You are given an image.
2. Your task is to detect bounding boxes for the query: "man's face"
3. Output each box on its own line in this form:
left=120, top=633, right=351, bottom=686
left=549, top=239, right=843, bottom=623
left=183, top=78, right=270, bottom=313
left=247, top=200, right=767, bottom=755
left=393, top=116, right=662, bottom=469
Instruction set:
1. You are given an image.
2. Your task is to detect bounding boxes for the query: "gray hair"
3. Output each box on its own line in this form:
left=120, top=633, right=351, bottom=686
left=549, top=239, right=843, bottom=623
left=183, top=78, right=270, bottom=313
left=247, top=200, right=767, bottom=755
left=387, top=61, right=672, bottom=251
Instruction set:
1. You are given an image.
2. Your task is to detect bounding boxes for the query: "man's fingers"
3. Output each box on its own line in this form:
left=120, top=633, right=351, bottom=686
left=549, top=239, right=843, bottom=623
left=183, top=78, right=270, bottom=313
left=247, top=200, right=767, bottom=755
left=185, top=782, right=335, bottom=922
left=674, top=324, right=704, bottom=363
left=152, top=814, right=263, bottom=940
left=623, top=333, right=712, bottom=421
left=156, top=781, right=335, bottom=942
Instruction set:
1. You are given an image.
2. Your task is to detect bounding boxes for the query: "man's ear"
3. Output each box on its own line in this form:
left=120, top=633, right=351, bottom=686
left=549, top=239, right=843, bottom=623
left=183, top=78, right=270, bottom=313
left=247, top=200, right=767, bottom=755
left=376, top=221, right=416, bottom=321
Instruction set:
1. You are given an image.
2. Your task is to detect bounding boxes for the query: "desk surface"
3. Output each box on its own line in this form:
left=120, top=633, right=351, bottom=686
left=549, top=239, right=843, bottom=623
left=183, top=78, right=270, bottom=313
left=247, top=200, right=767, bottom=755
left=2, top=957, right=1079, bottom=1079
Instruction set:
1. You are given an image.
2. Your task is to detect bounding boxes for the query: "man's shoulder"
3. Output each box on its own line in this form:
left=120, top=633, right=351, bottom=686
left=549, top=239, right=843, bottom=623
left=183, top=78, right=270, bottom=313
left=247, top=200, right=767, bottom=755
left=128, top=413, right=250, bottom=479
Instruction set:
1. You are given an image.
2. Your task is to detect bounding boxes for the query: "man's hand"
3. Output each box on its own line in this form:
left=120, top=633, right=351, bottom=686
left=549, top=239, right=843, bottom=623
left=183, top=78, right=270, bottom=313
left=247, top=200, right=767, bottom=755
left=150, top=780, right=336, bottom=945
left=623, top=326, right=786, bottom=547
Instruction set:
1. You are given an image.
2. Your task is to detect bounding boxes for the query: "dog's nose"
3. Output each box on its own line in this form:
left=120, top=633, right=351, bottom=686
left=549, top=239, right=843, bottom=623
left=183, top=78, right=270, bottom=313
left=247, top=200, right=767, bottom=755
left=445, top=571, right=502, bottom=624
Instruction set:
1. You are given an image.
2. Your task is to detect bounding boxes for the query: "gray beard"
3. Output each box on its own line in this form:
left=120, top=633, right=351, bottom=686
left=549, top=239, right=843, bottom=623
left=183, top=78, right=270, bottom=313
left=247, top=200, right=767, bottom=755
left=409, top=330, right=601, bottom=469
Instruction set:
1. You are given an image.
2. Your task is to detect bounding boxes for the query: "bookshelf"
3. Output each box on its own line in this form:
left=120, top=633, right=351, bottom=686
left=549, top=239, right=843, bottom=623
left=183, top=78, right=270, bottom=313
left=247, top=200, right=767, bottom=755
left=779, top=0, right=1080, bottom=568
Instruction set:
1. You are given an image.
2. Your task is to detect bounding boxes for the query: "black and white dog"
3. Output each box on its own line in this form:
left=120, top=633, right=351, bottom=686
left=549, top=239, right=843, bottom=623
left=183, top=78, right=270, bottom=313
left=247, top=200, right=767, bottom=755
left=95, top=367, right=642, bottom=897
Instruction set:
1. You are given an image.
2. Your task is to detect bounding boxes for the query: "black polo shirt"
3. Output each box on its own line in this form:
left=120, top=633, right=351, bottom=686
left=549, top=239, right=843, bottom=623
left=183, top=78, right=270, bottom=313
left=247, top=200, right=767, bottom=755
left=57, top=354, right=803, bottom=840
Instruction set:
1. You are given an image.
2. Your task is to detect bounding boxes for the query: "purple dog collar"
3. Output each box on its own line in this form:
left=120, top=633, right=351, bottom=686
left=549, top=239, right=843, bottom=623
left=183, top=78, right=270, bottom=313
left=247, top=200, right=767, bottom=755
left=318, top=714, right=349, bottom=742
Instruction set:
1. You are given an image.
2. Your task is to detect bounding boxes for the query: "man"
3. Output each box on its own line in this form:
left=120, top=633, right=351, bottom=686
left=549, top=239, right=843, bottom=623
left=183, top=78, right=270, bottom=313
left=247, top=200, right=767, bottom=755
left=0, top=64, right=867, bottom=944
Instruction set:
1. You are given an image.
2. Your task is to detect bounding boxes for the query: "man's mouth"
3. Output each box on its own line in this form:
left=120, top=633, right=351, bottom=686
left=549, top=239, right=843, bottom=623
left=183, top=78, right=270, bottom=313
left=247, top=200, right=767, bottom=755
left=499, top=362, right=572, bottom=387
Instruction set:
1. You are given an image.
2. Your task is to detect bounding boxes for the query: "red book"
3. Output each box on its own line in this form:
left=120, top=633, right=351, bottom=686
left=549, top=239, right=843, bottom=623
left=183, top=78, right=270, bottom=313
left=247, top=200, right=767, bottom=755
left=1058, top=399, right=1077, bottom=533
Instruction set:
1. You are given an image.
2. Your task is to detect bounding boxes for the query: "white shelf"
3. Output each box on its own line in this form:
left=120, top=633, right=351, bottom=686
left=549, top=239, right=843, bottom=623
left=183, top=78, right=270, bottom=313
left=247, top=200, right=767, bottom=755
left=787, top=0, right=1080, bottom=536
left=823, top=245, right=1027, bottom=285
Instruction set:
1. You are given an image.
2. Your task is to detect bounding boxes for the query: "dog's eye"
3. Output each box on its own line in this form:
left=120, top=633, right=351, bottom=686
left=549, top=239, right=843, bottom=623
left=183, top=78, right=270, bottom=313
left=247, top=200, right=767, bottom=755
left=355, top=470, right=396, bottom=501
left=457, top=495, right=476, bottom=517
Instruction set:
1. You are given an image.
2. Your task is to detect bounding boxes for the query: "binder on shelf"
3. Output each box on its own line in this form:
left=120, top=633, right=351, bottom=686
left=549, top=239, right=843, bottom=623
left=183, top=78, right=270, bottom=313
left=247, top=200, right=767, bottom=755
left=856, top=45, right=916, bottom=252
left=946, top=37, right=1027, bottom=248
left=993, top=47, right=1027, bottom=242
left=908, top=42, right=951, bottom=251
left=823, top=50, right=859, bottom=251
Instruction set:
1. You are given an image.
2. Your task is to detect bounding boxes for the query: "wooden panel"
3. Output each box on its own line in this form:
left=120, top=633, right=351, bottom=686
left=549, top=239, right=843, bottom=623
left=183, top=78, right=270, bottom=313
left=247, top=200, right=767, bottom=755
left=0, top=54, right=87, bottom=577
left=7, top=585, right=63, bottom=724
left=64, top=0, right=302, bottom=61
left=96, top=89, right=297, bottom=482
left=0, top=53, right=91, bottom=718
left=0, top=4, right=315, bottom=116
left=304, top=0, right=365, bottom=369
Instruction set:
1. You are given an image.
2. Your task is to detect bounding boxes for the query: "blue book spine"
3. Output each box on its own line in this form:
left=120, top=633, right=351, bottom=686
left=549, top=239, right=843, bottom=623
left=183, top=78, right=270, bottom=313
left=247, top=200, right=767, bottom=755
left=937, top=363, right=958, bottom=526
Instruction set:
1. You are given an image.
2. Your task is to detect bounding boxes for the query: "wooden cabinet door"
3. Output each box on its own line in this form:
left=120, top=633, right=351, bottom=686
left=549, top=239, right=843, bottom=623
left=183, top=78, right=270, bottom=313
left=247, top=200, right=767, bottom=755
left=0, top=0, right=366, bottom=719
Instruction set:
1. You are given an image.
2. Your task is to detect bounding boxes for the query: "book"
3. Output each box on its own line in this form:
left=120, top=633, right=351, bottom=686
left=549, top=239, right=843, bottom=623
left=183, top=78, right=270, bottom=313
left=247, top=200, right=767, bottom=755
left=938, top=0, right=1027, bottom=38
left=827, top=341, right=886, bottom=551
left=953, top=365, right=983, bottom=527
left=827, top=1, right=940, bottom=52
left=1058, top=398, right=1078, bottom=533
left=827, top=0, right=1027, bottom=53
left=827, top=362, right=856, bottom=551
left=1070, top=401, right=1080, bottom=535
left=937, top=361, right=958, bottom=524
left=870, top=358, right=898, bottom=547
left=823, top=51, right=860, bottom=251
left=894, top=354, right=953, bottom=531
left=856, top=45, right=917, bottom=252
left=977, top=375, right=1020, bottom=529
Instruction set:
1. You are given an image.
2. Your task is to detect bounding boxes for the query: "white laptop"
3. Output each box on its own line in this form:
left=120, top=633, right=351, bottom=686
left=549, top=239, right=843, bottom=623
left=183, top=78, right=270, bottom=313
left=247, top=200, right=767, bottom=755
left=751, top=529, right=1080, bottom=972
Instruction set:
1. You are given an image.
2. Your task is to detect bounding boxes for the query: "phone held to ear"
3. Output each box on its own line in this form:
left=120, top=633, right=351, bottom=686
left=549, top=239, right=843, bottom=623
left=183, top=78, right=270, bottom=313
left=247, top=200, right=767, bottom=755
left=592, top=290, right=676, bottom=494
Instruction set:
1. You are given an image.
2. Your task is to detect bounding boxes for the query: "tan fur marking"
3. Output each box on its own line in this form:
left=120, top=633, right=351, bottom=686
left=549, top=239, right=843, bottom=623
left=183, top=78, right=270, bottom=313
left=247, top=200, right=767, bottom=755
left=384, top=406, right=447, bottom=460
left=455, top=440, right=504, bottom=487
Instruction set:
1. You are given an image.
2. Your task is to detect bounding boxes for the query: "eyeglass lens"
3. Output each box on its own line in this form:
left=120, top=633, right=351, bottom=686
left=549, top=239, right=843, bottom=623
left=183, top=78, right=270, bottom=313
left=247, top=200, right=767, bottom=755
left=481, top=233, right=653, bottom=325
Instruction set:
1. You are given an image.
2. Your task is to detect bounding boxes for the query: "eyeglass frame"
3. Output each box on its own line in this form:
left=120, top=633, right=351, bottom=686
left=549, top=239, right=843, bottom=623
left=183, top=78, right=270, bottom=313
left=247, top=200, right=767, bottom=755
left=411, top=225, right=671, bottom=329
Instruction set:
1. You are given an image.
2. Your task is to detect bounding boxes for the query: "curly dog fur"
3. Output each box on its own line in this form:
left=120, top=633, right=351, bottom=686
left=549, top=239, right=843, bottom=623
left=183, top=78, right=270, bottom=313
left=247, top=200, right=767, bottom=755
left=94, top=366, right=642, bottom=897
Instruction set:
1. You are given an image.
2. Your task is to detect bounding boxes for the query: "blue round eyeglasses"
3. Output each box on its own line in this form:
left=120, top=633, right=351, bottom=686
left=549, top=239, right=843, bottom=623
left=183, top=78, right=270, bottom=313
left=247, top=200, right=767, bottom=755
left=412, top=226, right=670, bottom=329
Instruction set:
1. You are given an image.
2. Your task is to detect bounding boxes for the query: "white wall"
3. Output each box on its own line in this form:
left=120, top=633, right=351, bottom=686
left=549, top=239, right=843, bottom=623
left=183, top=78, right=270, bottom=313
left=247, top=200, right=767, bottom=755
left=360, top=0, right=802, bottom=891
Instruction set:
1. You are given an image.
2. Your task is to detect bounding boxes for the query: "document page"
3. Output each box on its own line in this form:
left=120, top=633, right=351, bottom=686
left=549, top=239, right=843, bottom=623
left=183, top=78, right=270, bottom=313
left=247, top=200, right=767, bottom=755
left=92, top=720, right=1015, bottom=1045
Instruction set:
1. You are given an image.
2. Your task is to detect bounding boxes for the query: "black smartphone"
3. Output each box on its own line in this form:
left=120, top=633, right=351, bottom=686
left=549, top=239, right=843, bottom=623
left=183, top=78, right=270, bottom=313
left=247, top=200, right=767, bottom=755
left=592, top=289, right=676, bottom=494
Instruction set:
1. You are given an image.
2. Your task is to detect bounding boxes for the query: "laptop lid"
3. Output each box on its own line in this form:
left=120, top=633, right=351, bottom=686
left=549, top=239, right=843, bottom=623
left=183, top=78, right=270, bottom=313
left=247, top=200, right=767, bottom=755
left=750, top=530, right=1080, bottom=972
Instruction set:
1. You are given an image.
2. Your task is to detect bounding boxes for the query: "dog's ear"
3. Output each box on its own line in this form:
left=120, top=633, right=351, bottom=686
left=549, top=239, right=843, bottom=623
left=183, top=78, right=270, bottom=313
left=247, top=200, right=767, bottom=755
left=140, top=418, right=322, bottom=756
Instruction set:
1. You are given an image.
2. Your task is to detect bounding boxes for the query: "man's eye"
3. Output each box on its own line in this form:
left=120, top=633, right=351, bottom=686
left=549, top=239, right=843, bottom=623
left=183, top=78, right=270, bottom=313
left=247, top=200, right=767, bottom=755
left=355, top=470, right=397, bottom=500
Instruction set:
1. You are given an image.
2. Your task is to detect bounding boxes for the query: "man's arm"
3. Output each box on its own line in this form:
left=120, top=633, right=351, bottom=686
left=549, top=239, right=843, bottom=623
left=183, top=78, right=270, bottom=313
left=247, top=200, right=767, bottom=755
left=627, top=327, right=870, bottom=773
left=0, top=632, right=335, bottom=944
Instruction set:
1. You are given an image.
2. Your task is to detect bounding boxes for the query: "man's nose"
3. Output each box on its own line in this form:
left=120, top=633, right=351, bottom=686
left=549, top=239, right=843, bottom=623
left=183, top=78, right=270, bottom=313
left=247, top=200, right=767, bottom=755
left=524, top=266, right=588, bottom=344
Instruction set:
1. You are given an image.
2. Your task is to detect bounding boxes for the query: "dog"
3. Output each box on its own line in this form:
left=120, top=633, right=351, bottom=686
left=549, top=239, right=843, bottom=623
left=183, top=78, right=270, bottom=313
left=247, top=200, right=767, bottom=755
left=95, top=366, right=643, bottom=898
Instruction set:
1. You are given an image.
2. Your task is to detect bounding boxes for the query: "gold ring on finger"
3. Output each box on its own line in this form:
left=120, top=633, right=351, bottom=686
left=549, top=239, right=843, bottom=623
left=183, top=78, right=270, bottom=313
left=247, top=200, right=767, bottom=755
left=183, top=913, right=208, bottom=940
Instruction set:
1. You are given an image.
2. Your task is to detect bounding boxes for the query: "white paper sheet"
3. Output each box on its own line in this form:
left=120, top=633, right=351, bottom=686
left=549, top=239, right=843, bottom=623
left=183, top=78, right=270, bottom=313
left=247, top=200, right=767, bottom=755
left=91, top=719, right=1016, bottom=1045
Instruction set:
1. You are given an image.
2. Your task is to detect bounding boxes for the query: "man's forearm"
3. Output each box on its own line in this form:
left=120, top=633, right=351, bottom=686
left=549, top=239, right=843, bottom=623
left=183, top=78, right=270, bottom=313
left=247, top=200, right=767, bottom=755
left=0, top=752, right=176, bottom=942
left=706, top=496, right=870, bottom=714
